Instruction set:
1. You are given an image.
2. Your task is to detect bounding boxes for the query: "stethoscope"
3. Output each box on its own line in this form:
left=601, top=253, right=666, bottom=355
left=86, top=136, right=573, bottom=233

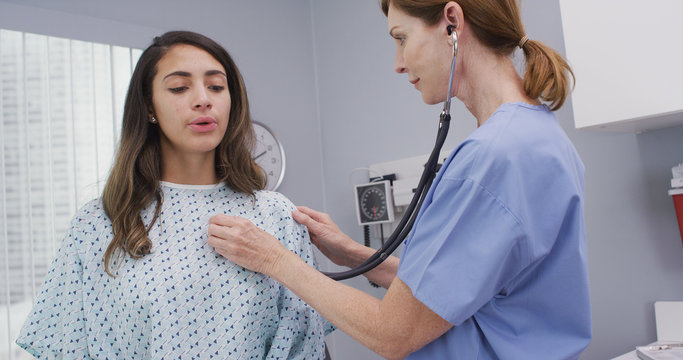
left=325, top=25, right=458, bottom=280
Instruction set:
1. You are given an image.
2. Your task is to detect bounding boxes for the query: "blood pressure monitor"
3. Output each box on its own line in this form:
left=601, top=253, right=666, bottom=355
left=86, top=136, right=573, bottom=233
left=354, top=180, right=395, bottom=225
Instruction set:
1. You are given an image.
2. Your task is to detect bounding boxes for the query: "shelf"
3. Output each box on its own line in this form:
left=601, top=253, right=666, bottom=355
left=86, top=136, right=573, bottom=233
left=579, top=110, right=683, bottom=134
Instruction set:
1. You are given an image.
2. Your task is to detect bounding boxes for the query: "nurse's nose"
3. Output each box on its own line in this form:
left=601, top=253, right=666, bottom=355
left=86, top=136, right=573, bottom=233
left=394, top=50, right=406, bottom=74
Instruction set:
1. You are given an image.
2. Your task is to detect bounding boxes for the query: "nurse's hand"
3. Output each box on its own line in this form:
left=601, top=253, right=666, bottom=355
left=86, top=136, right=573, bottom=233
left=292, top=206, right=363, bottom=268
left=207, top=215, right=287, bottom=277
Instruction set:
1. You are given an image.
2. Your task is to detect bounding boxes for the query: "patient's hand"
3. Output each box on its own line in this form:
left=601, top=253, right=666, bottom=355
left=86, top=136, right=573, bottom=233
left=208, top=215, right=287, bottom=276
left=292, top=206, right=364, bottom=268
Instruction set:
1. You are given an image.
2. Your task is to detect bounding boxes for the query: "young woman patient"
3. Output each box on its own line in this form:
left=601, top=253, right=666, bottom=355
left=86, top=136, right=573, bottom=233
left=16, top=30, right=331, bottom=359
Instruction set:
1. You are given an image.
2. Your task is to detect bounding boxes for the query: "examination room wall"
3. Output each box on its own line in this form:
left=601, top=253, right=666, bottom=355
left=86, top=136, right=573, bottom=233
left=1, top=1, right=682, bottom=360
left=310, top=1, right=683, bottom=360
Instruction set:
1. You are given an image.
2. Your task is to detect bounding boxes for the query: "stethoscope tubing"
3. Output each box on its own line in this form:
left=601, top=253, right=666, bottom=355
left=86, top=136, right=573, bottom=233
left=324, top=28, right=457, bottom=281
left=323, top=116, right=449, bottom=280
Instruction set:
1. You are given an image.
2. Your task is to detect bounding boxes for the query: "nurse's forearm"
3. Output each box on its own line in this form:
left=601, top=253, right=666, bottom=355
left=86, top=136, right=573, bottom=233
left=344, top=244, right=399, bottom=289
left=270, top=251, right=411, bottom=359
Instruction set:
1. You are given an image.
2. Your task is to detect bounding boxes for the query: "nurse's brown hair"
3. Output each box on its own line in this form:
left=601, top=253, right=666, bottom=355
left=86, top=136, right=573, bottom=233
left=380, top=0, right=574, bottom=110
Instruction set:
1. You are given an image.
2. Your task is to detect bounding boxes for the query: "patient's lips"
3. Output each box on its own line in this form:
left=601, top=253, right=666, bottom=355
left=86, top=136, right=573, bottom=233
left=189, top=116, right=217, bottom=132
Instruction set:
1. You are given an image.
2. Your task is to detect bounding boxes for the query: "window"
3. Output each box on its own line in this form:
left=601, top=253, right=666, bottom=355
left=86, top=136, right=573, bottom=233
left=0, top=29, right=141, bottom=359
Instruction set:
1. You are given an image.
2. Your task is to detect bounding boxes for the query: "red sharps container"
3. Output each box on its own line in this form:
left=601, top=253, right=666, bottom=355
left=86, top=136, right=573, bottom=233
left=670, top=188, right=683, bottom=246
left=670, top=164, right=683, bottom=246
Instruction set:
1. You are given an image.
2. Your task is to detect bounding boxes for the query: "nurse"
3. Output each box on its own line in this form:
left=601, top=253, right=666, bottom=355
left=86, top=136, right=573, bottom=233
left=208, top=0, right=591, bottom=359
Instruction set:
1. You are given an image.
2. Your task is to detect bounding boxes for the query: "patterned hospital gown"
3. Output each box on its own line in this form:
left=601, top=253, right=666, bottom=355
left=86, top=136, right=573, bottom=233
left=16, top=182, right=332, bottom=359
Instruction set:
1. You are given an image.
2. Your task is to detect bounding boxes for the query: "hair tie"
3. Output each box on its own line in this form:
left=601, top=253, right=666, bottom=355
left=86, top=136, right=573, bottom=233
left=518, top=35, right=529, bottom=49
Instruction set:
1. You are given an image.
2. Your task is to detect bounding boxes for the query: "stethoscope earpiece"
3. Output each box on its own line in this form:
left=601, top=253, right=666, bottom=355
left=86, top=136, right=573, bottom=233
left=441, top=24, right=458, bottom=116
left=447, top=25, right=458, bottom=56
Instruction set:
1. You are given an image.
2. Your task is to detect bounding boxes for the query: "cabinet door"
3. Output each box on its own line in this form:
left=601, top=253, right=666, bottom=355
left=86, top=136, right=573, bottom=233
left=559, top=0, right=683, bottom=132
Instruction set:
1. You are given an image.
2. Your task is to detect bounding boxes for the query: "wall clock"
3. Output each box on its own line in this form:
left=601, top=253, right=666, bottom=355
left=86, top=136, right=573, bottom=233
left=252, top=121, right=286, bottom=191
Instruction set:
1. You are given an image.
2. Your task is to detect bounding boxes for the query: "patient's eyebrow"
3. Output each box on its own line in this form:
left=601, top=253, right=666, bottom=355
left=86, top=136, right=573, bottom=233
left=163, top=71, right=191, bottom=80
left=163, top=70, right=227, bottom=81
left=205, top=70, right=227, bottom=78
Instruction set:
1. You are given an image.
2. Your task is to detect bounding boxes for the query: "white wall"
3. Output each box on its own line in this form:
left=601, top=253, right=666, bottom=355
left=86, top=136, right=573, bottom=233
left=2, top=1, right=683, bottom=359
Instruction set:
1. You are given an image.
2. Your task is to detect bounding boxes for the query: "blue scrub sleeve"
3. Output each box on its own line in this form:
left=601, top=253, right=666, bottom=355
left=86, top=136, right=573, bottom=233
left=16, top=226, right=92, bottom=359
left=398, top=177, right=530, bottom=326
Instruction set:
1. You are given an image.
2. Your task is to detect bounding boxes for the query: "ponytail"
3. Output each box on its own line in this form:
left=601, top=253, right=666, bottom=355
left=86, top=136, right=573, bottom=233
left=520, top=39, right=574, bottom=111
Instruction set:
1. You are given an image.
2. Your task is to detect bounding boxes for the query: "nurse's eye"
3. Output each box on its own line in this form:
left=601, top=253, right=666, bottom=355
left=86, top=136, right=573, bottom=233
left=169, top=86, right=188, bottom=93
left=208, top=85, right=225, bottom=92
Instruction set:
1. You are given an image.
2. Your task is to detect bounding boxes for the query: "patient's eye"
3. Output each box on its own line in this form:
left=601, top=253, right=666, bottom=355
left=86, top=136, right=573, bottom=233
left=169, top=86, right=188, bottom=93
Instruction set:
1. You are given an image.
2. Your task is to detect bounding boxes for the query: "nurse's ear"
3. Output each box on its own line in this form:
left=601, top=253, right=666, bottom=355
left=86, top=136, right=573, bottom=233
left=443, top=1, right=463, bottom=25
left=442, top=1, right=463, bottom=48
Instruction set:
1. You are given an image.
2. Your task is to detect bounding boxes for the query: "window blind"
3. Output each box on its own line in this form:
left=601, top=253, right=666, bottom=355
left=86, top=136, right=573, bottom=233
left=0, top=29, right=140, bottom=359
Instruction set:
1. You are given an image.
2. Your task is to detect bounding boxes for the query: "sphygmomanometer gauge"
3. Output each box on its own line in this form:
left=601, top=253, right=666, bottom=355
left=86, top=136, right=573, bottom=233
left=354, top=180, right=395, bottom=225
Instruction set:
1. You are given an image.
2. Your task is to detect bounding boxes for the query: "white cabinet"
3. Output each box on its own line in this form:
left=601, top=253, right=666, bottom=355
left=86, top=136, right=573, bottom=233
left=558, top=0, right=683, bottom=133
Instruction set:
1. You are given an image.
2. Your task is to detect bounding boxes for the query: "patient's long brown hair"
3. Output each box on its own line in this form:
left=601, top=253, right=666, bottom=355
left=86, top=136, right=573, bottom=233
left=101, top=31, right=265, bottom=276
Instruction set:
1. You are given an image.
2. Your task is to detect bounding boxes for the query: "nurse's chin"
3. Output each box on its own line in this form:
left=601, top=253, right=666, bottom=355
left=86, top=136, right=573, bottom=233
left=421, top=93, right=448, bottom=106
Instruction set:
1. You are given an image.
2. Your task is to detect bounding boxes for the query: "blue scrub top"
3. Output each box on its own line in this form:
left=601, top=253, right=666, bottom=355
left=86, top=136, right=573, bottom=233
left=398, top=102, right=591, bottom=359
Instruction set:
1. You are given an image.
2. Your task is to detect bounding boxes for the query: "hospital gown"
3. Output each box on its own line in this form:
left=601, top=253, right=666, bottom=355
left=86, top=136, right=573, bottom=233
left=16, top=182, right=332, bottom=359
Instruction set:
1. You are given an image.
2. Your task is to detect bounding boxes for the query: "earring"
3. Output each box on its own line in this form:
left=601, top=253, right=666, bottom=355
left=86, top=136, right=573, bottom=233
left=150, top=116, right=157, bottom=124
